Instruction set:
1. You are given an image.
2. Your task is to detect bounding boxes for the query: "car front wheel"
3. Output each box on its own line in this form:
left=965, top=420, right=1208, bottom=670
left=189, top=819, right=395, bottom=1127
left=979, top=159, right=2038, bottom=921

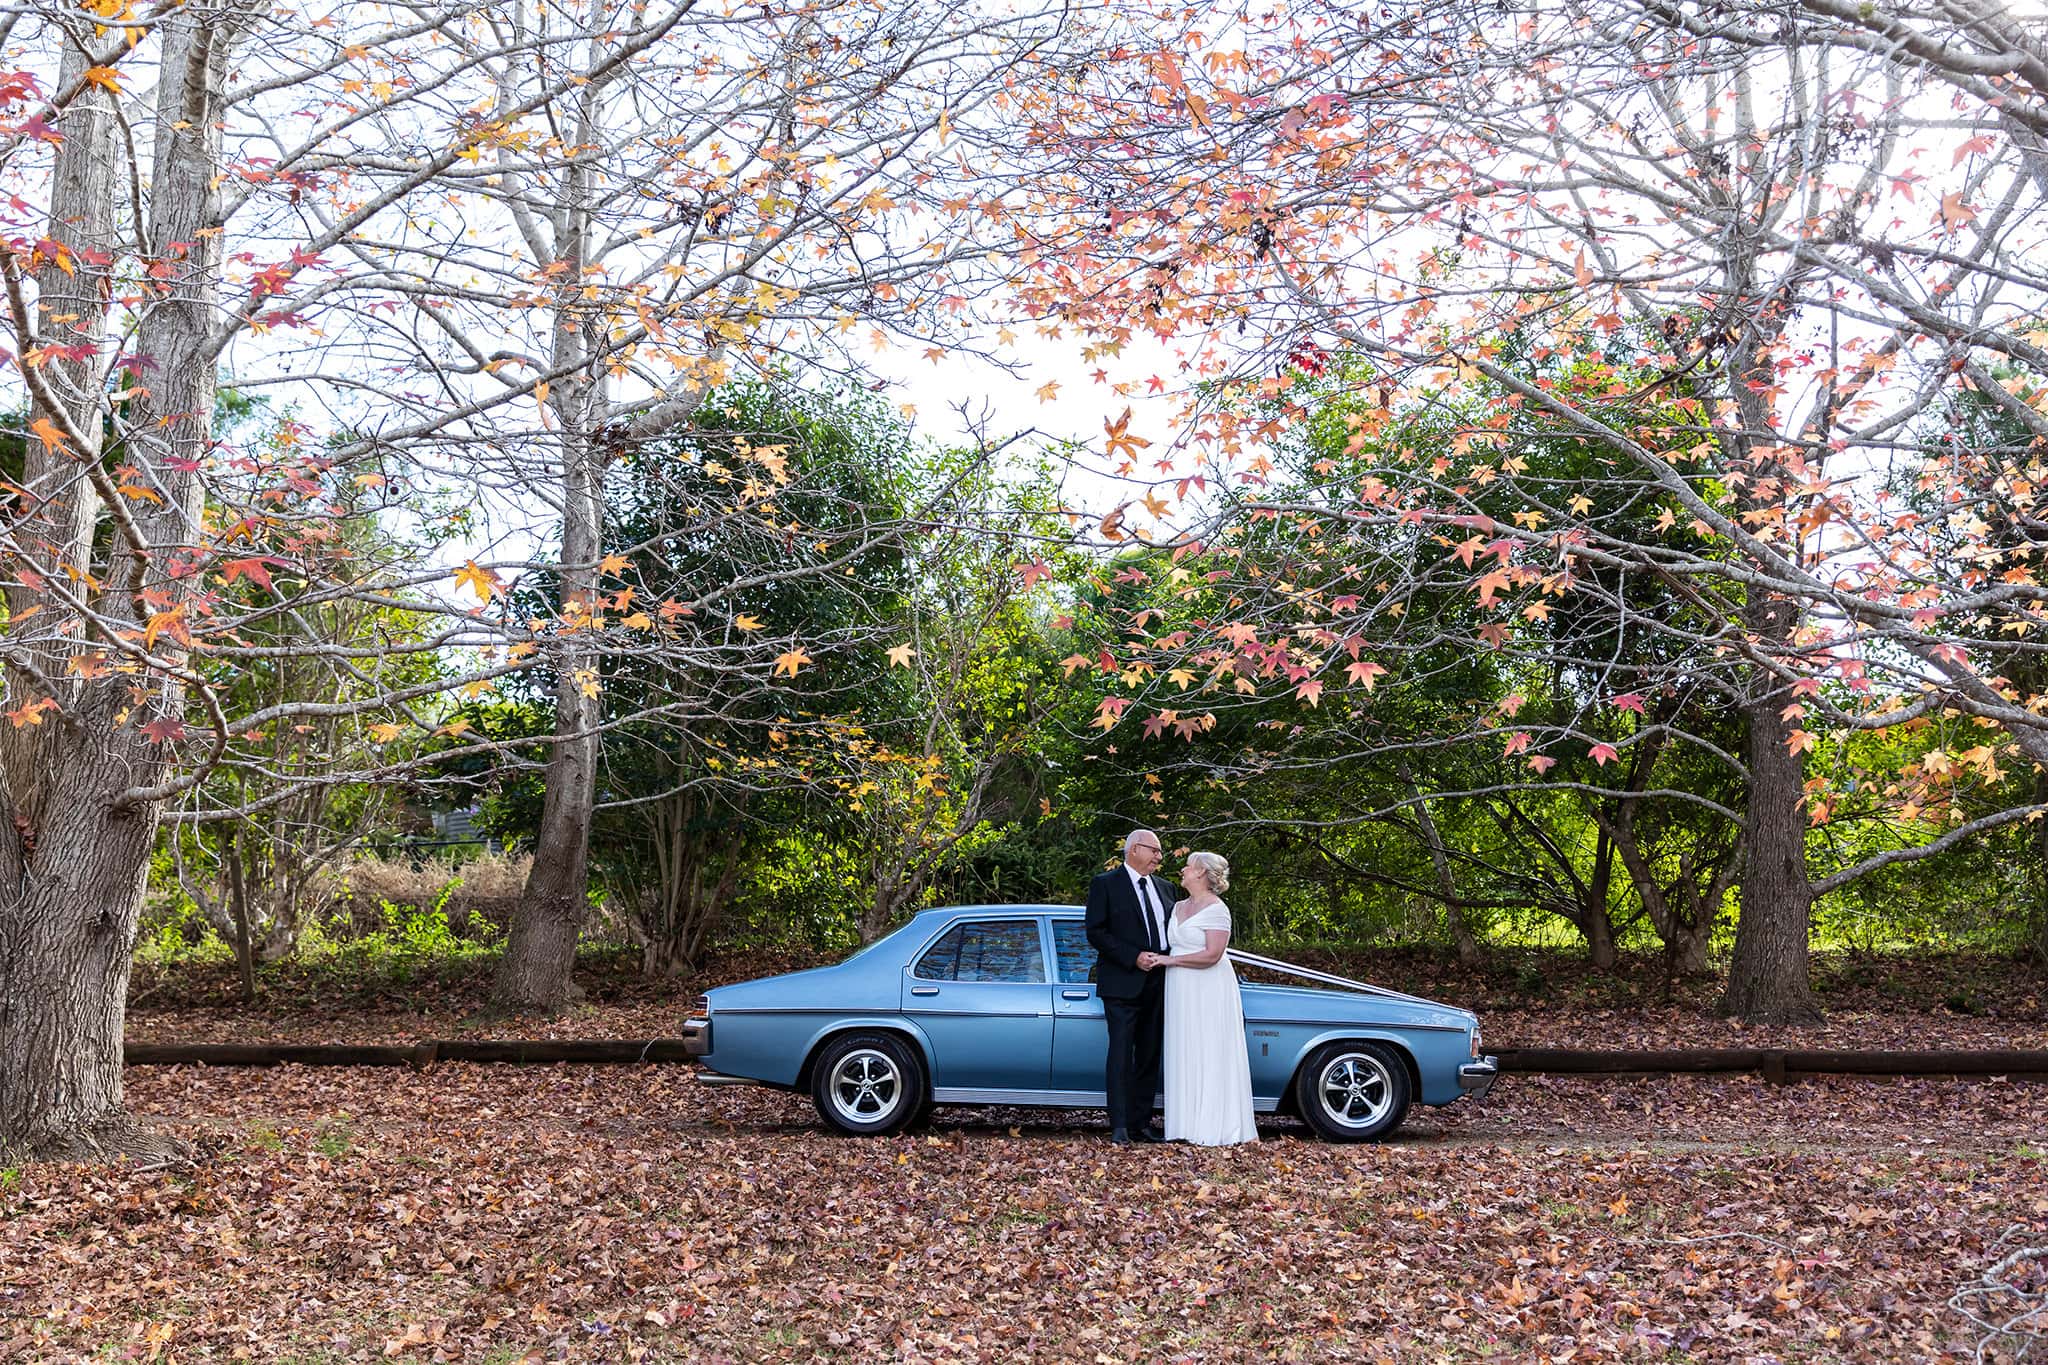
left=1294, top=1041, right=1411, bottom=1142
left=809, top=1032, right=926, bottom=1136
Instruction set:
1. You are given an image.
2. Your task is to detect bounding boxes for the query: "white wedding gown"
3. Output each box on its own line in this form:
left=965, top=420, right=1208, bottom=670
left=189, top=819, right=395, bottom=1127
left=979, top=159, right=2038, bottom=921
left=1161, top=901, right=1258, bottom=1146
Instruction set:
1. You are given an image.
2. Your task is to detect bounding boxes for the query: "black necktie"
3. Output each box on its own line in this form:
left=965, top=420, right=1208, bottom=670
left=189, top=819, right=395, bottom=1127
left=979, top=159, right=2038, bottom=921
left=1137, top=878, right=1162, bottom=951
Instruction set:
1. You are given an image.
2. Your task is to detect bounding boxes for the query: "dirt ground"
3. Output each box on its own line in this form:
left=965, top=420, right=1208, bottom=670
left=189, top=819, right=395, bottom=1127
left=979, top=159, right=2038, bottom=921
left=4, top=1062, right=2045, bottom=1363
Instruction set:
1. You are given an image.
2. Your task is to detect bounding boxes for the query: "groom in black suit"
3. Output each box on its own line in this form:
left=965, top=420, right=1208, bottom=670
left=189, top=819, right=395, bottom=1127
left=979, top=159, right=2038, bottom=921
left=1085, top=828, right=1179, bottom=1145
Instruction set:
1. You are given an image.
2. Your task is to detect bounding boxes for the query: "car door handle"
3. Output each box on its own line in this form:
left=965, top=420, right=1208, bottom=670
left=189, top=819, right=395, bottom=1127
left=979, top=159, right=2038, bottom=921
left=1061, top=989, right=1091, bottom=1000
left=909, top=985, right=940, bottom=996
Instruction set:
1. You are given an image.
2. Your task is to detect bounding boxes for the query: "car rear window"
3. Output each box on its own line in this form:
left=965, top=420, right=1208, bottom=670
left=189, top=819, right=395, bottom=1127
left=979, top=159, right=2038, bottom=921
left=913, top=919, right=1045, bottom=983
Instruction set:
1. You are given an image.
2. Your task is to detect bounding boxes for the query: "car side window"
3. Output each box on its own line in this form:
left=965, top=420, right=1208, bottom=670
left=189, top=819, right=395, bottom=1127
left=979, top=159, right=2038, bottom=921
left=1052, top=920, right=1096, bottom=985
left=912, top=920, right=1045, bottom=983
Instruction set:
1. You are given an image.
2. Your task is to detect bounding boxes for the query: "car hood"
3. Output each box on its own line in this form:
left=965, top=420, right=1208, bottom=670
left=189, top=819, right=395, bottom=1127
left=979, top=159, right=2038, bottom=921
left=1240, top=980, right=1476, bottom=1032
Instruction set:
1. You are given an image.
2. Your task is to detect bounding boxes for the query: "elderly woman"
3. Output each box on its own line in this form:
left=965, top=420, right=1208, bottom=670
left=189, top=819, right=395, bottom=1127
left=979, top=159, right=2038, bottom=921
left=1138, top=850, right=1257, bottom=1146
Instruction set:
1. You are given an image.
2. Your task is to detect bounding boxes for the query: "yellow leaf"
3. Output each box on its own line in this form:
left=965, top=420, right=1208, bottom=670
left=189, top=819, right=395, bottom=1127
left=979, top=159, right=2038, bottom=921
left=368, top=722, right=403, bottom=743
left=734, top=614, right=763, bottom=632
left=599, top=552, right=629, bottom=575
left=83, top=66, right=121, bottom=94
left=774, top=648, right=811, bottom=677
left=887, top=644, right=916, bottom=668
left=453, top=560, right=501, bottom=602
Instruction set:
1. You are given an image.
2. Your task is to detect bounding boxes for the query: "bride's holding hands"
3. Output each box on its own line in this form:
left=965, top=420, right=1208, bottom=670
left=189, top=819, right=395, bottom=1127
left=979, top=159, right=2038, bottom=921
left=1137, top=850, right=1258, bottom=1146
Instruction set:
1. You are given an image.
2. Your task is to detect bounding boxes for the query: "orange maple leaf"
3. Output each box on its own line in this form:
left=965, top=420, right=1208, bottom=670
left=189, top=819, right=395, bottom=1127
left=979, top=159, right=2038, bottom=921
left=29, top=416, right=70, bottom=453
left=453, top=560, right=501, bottom=602
left=1104, top=407, right=1152, bottom=462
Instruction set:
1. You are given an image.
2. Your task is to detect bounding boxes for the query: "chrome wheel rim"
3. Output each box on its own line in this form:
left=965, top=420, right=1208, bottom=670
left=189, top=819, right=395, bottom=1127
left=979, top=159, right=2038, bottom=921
left=828, top=1049, right=902, bottom=1126
left=1317, top=1053, right=1393, bottom=1130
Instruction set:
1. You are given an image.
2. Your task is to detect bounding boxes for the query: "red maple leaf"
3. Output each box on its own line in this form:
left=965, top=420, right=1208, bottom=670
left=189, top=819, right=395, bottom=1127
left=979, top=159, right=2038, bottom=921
left=139, top=716, right=186, bottom=744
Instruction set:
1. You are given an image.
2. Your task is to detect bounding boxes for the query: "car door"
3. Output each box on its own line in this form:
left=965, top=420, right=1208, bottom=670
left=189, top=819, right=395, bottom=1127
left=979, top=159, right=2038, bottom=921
left=901, top=916, right=1054, bottom=1095
left=1048, top=917, right=1109, bottom=1098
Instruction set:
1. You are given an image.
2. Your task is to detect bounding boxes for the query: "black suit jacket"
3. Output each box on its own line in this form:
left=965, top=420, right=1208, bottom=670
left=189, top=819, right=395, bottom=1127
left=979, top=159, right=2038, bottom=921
left=1085, top=866, right=1181, bottom=1001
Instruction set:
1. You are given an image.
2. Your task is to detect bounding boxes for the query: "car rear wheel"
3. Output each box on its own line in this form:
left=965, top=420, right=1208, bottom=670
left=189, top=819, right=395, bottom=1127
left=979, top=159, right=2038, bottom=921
left=1294, top=1041, right=1411, bottom=1142
left=809, top=1032, right=926, bottom=1137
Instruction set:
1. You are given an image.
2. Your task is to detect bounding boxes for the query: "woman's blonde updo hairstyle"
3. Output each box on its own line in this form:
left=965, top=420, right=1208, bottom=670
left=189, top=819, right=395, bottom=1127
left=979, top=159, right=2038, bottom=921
left=1188, top=850, right=1231, bottom=894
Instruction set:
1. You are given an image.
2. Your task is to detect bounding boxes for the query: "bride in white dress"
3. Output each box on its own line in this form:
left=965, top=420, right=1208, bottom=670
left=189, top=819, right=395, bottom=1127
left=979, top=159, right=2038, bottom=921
left=1144, top=851, right=1258, bottom=1146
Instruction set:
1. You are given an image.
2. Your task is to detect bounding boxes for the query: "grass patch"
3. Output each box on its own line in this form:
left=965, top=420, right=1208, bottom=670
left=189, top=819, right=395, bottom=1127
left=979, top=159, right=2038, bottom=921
left=313, top=1119, right=354, bottom=1160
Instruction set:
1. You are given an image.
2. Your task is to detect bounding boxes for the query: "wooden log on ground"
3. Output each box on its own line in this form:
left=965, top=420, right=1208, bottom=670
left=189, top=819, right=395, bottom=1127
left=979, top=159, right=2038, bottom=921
left=1495, top=1048, right=1765, bottom=1074
left=123, top=1038, right=695, bottom=1067
left=1782, top=1049, right=2048, bottom=1077
left=123, top=1043, right=423, bottom=1067
left=434, top=1039, right=695, bottom=1064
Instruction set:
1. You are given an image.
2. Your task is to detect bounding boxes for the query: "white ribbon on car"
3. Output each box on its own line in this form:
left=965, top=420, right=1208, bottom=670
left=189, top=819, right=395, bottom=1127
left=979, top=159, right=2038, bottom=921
left=1225, top=949, right=1440, bottom=1007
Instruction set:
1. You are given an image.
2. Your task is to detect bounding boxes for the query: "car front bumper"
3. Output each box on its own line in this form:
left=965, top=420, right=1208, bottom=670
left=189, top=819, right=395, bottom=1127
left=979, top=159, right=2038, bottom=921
left=1458, top=1055, right=1500, bottom=1101
left=682, top=1015, right=711, bottom=1059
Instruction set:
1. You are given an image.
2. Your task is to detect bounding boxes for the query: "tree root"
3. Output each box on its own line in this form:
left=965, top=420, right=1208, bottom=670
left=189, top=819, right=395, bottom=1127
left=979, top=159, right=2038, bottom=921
left=3, top=1111, right=195, bottom=1170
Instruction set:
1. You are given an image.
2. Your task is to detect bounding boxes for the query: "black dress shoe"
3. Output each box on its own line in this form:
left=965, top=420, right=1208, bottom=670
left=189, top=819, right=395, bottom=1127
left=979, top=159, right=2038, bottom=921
left=1109, top=1128, right=1132, bottom=1145
left=1129, top=1127, right=1164, bottom=1144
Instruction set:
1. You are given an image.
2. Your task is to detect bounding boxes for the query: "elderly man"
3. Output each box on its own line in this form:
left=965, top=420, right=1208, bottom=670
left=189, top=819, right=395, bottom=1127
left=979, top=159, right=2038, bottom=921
left=1084, top=828, right=1180, bottom=1144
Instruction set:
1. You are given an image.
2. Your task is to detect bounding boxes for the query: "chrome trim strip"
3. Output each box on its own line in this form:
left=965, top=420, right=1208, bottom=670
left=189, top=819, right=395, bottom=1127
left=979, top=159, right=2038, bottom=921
left=712, top=1006, right=904, bottom=1016
left=932, top=1087, right=1097, bottom=1105
left=695, top=1072, right=760, bottom=1087
left=903, top=1009, right=1050, bottom=1019
left=1248, top=1015, right=1468, bottom=1033
left=928, top=1086, right=1279, bottom=1113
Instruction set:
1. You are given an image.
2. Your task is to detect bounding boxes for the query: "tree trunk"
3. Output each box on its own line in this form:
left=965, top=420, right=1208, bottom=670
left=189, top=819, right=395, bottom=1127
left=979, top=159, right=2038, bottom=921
left=19, top=39, right=116, bottom=573
left=0, top=7, right=244, bottom=1161
left=1581, top=900, right=1618, bottom=971
left=1401, top=763, right=1483, bottom=964
left=0, top=767, right=176, bottom=1161
left=1668, top=914, right=1713, bottom=979
left=227, top=832, right=256, bottom=1005
left=493, top=99, right=603, bottom=1013
left=1601, top=803, right=1729, bottom=981
left=1582, top=823, right=1618, bottom=970
left=1722, top=599, right=1822, bottom=1023
left=2031, top=771, right=2048, bottom=969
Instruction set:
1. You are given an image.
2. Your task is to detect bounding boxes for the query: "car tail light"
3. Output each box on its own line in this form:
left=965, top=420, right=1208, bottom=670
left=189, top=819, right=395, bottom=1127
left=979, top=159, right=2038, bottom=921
left=692, top=994, right=711, bottom=1018
left=1470, top=1025, right=1482, bottom=1059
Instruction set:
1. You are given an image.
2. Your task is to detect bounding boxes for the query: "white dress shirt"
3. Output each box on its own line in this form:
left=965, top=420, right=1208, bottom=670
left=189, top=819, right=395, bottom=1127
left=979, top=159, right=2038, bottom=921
left=1127, top=866, right=1166, bottom=951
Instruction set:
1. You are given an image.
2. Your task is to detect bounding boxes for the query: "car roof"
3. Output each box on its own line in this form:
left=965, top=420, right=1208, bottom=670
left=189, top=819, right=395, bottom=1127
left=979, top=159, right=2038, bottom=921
left=912, top=903, right=1082, bottom=917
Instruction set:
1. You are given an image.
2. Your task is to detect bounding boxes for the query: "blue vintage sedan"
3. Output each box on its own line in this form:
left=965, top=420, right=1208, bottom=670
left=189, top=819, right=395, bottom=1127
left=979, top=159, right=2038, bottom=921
left=683, top=904, right=1498, bottom=1141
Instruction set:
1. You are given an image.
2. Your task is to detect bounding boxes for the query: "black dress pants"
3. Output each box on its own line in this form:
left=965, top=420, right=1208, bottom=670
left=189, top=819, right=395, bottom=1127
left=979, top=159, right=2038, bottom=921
left=1102, top=983, right=1163, bottom=1132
